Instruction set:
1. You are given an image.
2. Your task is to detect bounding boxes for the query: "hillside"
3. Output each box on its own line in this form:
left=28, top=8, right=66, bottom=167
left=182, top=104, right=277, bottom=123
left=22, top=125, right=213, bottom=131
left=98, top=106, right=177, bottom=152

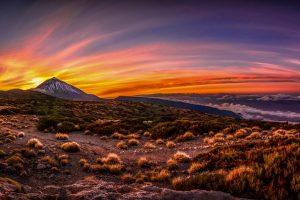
left=117, top=96, right=241, bottom=118
left=0, top=90, right=299, bottom=199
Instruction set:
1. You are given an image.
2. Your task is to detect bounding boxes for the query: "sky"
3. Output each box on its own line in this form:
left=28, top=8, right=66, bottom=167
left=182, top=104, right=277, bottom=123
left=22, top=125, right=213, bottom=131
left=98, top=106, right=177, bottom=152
left=0, top=0, right=300, bottom=97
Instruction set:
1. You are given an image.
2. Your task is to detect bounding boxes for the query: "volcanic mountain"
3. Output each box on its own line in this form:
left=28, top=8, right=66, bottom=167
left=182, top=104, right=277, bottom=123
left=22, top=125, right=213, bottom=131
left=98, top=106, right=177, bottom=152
left=33, top=77, right=100, bottom=101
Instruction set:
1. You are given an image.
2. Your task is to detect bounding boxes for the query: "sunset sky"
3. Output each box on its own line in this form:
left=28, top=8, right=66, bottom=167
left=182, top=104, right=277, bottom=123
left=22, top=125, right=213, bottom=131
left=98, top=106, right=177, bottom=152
left=0, top=0, right=300, bottom=97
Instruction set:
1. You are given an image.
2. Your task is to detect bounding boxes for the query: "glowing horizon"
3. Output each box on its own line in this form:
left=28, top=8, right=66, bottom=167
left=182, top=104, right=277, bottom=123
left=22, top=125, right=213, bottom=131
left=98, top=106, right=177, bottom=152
left=1, top=1, right=300, bottom=98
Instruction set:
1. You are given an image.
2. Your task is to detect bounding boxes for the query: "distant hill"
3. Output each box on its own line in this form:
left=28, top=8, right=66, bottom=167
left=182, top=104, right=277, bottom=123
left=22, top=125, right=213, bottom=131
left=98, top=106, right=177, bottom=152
left=116, top=96, right=241, bottom=118
left=32, top=77, right=100, bottom=101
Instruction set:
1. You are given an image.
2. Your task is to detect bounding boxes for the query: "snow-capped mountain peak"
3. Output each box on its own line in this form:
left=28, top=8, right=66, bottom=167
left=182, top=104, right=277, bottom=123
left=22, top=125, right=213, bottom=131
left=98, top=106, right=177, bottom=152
left=33, top=77, right=100, bottom=101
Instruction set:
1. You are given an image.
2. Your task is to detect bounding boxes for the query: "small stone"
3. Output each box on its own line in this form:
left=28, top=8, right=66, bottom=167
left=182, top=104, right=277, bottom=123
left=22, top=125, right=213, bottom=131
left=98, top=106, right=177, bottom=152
left=36, top=163, right=47, bottom=170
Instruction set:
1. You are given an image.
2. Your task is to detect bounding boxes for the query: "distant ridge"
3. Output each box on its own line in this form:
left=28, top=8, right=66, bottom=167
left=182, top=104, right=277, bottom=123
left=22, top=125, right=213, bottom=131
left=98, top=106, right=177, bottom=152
left=116, top=96, right=241, bottom=118
left=32, top=77, right=100, bottom=101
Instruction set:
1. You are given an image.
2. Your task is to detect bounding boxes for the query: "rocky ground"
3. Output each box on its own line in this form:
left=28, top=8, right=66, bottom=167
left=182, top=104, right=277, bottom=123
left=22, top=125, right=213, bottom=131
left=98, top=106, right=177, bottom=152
left=3, top=178, right=243, bottom=200
left=1, top=114, right=242, bottom=199
left=1, top=113, right=299, bottom=200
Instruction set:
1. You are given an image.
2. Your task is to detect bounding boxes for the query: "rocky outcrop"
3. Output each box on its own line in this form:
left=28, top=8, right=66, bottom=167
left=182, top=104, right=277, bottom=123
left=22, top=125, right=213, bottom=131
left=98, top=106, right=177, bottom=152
left=1, top=179, right=244, bottom=200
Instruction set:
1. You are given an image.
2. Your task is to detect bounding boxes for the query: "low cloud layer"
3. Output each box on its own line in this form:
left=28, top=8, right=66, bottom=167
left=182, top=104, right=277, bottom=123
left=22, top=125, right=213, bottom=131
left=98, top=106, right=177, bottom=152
left=206, top=102, right=300, bottom=122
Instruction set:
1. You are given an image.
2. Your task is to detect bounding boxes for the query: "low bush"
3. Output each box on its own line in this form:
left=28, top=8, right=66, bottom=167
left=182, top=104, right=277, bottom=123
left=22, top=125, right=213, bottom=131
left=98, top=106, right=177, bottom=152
left=128, top=139, right=140, bottom=146
left=144, top=142, right=156, bottom=149
left=58, top=154, right=69, bottom=166
left=60, top=142, right=80, bottom=152
left=246, top=132, right=261, bottom=140
left=127, top=133, right=140, bottom=139
left=166, top=141, right=176, bottom=148
left=137, top=157, right=152, bottom=168
left=173, top=151, right=191, bottom=163
left=116, top=141, right=128, bottom=149
left=41, top=156, right=57, bottom=166
left=121, top=173, right=135, bottom=183
left=234, top=128, right=249, bottom=138
left=150, top=169, right=170, bottom=182
left=27, top=138, right=43, bottom=149
left=79, top=158, right=88, bottom=166
left=188, top=162, right=207, bottom=174
left=172, top=170, right=226, bottom=191
left=176, top=131, right=195, bottom=142
left=112, top=132, right=126, bottom=140
left=167, top=158, right=178, bottom=170
left=156, top=139, right=164, bottom=145
left=106, top=164, right=124, bottom=174
left=101, top=153, right=122, bottom=165
left=55, top=133, right=69, bottom=140
left=17, top=132, right=25, bottom=138
left=6, top=155, right=24, bottom=166
left=20, top=148, right=36, bottom=158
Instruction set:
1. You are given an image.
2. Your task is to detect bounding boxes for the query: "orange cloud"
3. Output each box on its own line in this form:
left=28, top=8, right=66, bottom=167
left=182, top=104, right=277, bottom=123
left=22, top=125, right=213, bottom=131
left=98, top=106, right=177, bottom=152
left=1, top=19, right=300, bottom=97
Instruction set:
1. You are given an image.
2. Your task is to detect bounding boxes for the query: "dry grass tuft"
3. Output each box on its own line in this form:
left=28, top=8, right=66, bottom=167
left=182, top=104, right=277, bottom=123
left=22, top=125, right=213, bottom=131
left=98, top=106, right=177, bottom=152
left=274, top=129, right=286, bottom=135
left=112, top=132, right=126, bottom=140
left=100, top=136, right=108, bottom=140
left=90, top=164, right=107, bottom=172
left=83, top=163, right=91, bottom=171
left=6, top=155, right=24, bottom=167
left=58, top=154, right=69, bottom=166
left=20, top=148, right=36, bottom=158
left=55, top=133, right=69, bottom=140
left=106, top=164, right=124, bottom=174
left=150, top=169, right=170, bottom=182
left=137, top=157, right=152, bottom=168
left=246, top=132, right=261, bottom=140
left=60, top=142, right=80, bottom=152
left=102, top=153, right=122, bottom=165
left=225, top=165, right=254, bottom=182
left=203, top=137, right=215, bottom=145
left=176, top=131, right=195, bottom=142
left=167, top=158, right=178, bottom=170
left=144, top=142, right=156, bottom=149
left=127, top=139, right=140, bottom=146
left=156, top=139, right=164, bottom=145
left=121, top=173, right=135, bottom=183
left=173, top=151, right=191, bottom=163
left=234, top=129, right=249, bottom=138
left=188, top=162, right=207, bottom=174
left=226, top=134, right=234, bottom=140
left=127, top=133, right=141, bottom=139
left=135, top=171, right=148, bottom=184
left=41, top=156, right=57, bottom=166
left=166, top=141, right=176, bottom=148
left=116, top=141, right=128, bottom=149
left=27, top=138, right=43, bottom=149
left=79, top=158, right=88, bottom=166
left=214, top=132, right=224, bottom=138
left=18, top=132, right=25, bottom=138
left=144, top=131, right=151, bottom=137
left=171, top=176, right=185, bottom=188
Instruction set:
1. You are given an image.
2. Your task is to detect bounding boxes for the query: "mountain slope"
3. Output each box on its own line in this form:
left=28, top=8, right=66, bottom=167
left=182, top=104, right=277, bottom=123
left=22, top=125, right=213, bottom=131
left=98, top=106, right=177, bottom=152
left=116, top=96, right=241, bottom=118
left=32, top=77, right=100, bottom=101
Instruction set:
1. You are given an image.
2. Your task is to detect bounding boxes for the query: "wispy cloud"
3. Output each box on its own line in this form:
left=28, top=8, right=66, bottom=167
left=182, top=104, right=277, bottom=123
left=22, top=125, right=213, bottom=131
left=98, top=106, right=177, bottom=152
left=0, top=1, right=300, bottom=97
